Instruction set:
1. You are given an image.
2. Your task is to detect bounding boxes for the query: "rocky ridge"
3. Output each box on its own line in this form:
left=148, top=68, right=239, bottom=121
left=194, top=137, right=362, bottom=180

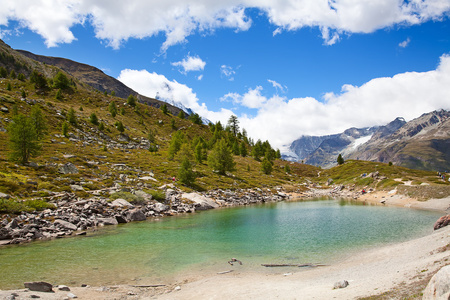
left=287, top=110, right=450, bottom=171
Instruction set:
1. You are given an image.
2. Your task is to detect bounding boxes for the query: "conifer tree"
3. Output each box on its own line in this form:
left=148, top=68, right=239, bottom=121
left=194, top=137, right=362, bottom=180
left=195, top=143, right=203, bottom=164
left=62, top=121, right=69, bottom=137
left=115, top=121, right=124, bottom=132
left=178, top=110, right=186, bottom=119
left=232, top=141, right=240, bottom=155
left=127, top=94, right=137, bottom=107
left=67, top=107, right=77, bottom=126
left=178, top=157, right=196, bottom=186
left=261, top=157, right=273, bottom=175
left=239, top=142, right=248, bottom=157
left=109, top=101, right=117, bottom=117
left=89, top=112, right=99, bottom=125
left=227, top=115, right=239, bottom=137
left=337, top=154, right=345, bottom=165
left=30, top=105, right=47, bottom=140
left=189, top=113, right=202, bottom=125
left=207, top=138, right=235, bottom=175
left=161, top=103, right=168, bottom=114
left=53, top=71, right=70, bottom=89
left=7, top=114, right=41, bottom=164
left=168, top=131, right=185, bottom=160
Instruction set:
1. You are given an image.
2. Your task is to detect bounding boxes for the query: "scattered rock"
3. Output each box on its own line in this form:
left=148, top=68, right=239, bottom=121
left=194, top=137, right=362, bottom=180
left=0, top=192, right=11, bottom=199
left=58, top=285, right=71, bottom=291
left=24, top=281, right=53, bottom=292
left=126, top=209, right=146, bottom=222
left=54, top=219, right=77, bottom=231
left=333, top=280, right=349, bottom=289
left=115, top=215, right=129, bottom=223
left=98, top=217, right=118, bottom=226
left=59, top=163, right=79, bottom=174
left=423, top=265, right=450, bottom=300
left=153, top=202, right=168, bottom=213
left=70, top=185, right=84, bottom=192
left=111, top=199, right=134, bottom=208
left=434, top=215, right=450, bottom=230
left=67, top=292, right=78, bottom=298
left=182, top=192, right=219, bottom=210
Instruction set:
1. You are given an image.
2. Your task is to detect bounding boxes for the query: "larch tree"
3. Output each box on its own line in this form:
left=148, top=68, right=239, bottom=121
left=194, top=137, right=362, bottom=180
left=207, top=138, right=235, bottom=175
left=7, top=114, right=41, bottom=164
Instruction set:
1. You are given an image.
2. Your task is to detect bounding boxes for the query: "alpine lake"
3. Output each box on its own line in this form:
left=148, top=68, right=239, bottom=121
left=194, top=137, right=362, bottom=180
left=0, top=198, right=442, bottom=289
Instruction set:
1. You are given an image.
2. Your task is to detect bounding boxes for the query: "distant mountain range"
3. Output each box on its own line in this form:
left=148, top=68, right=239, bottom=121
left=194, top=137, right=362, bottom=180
left=285, top=110, right=450, bottom=171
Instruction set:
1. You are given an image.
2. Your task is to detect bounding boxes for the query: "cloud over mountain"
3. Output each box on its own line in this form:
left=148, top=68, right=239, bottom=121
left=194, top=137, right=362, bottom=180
left=118, top=54, right=450, bottom=150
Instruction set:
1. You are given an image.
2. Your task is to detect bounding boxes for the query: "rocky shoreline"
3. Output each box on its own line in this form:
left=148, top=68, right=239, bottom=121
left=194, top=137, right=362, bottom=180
left=0, top=186, right=290, bottom=246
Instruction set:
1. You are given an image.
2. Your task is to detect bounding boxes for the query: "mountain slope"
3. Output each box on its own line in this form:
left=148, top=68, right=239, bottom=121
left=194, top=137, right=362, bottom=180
left=287, top=127, right=378, bottom=168
left=16, top=49, right=184, bottom=116
left=349, top=110, right=450, bottom=171
left=287, top=110, right=449, bottom=171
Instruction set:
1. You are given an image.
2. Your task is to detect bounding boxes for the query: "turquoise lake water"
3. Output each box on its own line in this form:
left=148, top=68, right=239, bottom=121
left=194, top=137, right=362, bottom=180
left=0, top=199, right=442, bottom=289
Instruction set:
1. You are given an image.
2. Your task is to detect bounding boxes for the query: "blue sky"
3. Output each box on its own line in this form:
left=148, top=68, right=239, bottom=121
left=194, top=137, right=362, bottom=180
left=1, top=1, right=450, bottom=150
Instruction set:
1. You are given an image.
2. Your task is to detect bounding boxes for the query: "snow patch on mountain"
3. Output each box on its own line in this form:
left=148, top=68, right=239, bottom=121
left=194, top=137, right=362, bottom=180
left=353, top=135, right=373, bottom=149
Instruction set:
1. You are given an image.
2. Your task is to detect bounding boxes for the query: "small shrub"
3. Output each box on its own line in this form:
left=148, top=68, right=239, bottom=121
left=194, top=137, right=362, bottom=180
left=24, top=199, right=55, bottom=211
left=110, top=191, right=145, bottom=204
left=147, top=189, right=166, bottom=202
left=37, top=181, right=58, bottom=191
left=89, top=112, right=99, bottom=125
left=0, top=198, right=27, bottom=213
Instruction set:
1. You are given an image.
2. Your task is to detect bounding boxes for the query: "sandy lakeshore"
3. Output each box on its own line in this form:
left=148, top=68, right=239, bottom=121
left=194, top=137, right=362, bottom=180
left=1, top=194, right=450, bottom=300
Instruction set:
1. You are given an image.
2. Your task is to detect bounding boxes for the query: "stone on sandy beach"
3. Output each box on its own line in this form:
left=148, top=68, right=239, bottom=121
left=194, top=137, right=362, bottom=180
left=24, top=281, right=53, bottom=292
left=423, top=265, right=450, bottom=300
left=333, top=280, right=349, bottom=289
left=433, top=215, right=450, bottom=230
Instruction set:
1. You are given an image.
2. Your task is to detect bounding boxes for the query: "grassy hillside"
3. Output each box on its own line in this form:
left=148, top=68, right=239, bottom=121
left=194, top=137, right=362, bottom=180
left=0, top=41, right=448, bottom=215
left=0, top=72, right=322, bottom=200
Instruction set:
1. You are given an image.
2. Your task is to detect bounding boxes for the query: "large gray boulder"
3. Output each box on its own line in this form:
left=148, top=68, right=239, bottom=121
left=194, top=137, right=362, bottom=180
left=423, top=265, right=450, bottom=300
left=333, top=280, right=349, bottom=289
left=0, top=192, right=10, bottom=199
left=59, top=162, right=79, bottom=174
left=54, top=219, right=77, bottom=231
left=111, top=198, right=134, bottom=208
left=24, top=281, right=53, bottom=292
left=126, top=209, right=146, bottom=222
left=181, top=192, right=219, bottom=210
left=434, top=215, right=450, bottom=230
left=153, top=202, right=168, bottom=213
left=98, top=217, right=118, bottom=225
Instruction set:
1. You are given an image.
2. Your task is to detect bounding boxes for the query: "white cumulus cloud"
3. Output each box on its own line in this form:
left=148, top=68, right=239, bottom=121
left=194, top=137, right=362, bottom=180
left=399, top=37, right=411, bottom=48
left=171, top=55, right=206, bottom=74
left=220, top=65, right=236, bottom=81
left=1, top=0, right=449, bottom=49
left=117, top=68, right=233, bottom=123
left=118, top=54, right=450, bottom=150
left=238, top=54, right=450, bottom=149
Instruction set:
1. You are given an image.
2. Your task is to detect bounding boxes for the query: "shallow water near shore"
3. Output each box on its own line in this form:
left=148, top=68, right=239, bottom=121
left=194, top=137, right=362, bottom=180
left=0, top=198, right=442, bottom=289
